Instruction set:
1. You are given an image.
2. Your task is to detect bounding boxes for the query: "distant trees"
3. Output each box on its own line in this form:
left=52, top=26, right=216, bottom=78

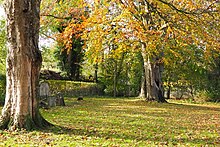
left=56, top=37, right=84, bottom=80
left=40, top=0, right=219, bottom=102
left=82, top=0, right=219, bottom=102
left=0, top=18, right=6, bottom=103
left=41, top=0, right=86, bottom=80
left=162, top=44, right=207, bottom=99
left=206, top=53, right=220, bottom=101
left=0, top=18, right=6, bottom=74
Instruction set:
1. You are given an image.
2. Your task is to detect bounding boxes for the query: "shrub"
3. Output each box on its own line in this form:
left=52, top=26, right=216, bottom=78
left=0, top=73, right=6, bottom=104
left=193, top=90, right=210, bottom=103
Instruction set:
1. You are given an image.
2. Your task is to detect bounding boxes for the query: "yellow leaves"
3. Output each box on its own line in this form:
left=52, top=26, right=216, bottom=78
left=56, top=14, right=86, bottom=51
left=186, top=1, right=195, bottom=10
left=94, top=0, right=101, bottom=5
left=169, top=49, right=181, bottom=58
left=167, top=26, right=172, bottom=34
left=50, top=0, right=220, bottom=67
left=112, top=44, right=126, bottom=58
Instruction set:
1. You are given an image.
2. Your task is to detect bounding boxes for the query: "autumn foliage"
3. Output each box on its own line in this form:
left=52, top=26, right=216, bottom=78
left=40, top=0, right=220, bottom=99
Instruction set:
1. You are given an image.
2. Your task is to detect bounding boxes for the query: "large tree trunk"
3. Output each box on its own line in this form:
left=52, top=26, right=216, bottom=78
left=0, top=0, right=50, bottom=130
left=141, top=43, right=167, bottom=103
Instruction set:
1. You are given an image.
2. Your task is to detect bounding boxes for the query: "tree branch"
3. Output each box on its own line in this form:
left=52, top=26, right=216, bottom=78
left=158, top=0, right=193, bottom=14
left=41, top=14, right=72, bottom=20
left=158, top=0, right=219, bottom=15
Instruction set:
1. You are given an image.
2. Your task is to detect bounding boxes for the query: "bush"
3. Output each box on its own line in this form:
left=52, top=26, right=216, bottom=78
left=206, top=90, right=220, bottom=102
left=193, top=89, right=220, bottom=103
left=0, top=73, right=6, bottom=104
left=193, top=90, right=210, bottom=103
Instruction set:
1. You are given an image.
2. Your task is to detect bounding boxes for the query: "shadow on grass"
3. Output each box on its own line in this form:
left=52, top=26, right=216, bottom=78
left=41, top=124, right=219, bottom=146
left=1, top=97, right=220, bottom=111
left=166, top=102, right=220, bottom=112
left=38, top=98, right=219, bottom=145
left=126, top=99, right=220, bottom=112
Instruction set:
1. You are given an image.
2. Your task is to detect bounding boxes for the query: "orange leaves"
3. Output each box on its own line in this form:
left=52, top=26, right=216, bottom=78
left=56, top=13, right=86, bottom=52
left=41, top=0, right=219, bottom=65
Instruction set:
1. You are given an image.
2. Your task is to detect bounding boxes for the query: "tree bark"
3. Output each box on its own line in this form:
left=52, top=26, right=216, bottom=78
left=141, top=43, right=167, bottom=103
left=94, top=63, right=98, bottom=83
left=113, top=60, right=117, bottom=97
left=0, top=0, right=50, bottom=130
left=139, top=54, right=146, bottom=98
left=139, top=76, right=146, bottom=98
left=167, top=85, right=171, bottom=99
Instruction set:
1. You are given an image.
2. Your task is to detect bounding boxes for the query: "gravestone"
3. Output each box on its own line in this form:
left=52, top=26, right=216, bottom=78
left=39, top=82, right=50, bottom=97
left=39, top=81, right=56, bottom=107
left=39, top=81, right=65, bottom=107
left=48, top=96, right=56, bottom=107
left=56, top=92, right=65, bottom=106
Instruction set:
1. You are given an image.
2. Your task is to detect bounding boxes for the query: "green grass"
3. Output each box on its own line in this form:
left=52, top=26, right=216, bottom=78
left=0, top=97, right=220, bottom=146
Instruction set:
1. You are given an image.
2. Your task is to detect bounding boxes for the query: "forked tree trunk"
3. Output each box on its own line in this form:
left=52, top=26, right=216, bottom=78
left=141, top=43, right=167, bottom=103
left=0, top=0, right=50, bottom=130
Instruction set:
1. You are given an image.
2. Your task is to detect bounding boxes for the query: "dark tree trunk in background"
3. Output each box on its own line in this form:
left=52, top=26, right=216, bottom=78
left=94, top=63, right=98, bottom=83
left=167, top=85, right=171, bottom=99
left=113, top=60, right=117, bottom=97
left=0, top=0, right=50, bottom=130
left=60, top=37, right=83, bottom=81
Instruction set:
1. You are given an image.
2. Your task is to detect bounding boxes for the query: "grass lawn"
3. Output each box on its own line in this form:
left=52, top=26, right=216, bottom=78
left=0, top=97, right=219, bottom=146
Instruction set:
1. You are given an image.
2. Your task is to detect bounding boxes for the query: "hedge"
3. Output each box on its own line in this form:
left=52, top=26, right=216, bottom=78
left=0, top=74, right=6, bottom=105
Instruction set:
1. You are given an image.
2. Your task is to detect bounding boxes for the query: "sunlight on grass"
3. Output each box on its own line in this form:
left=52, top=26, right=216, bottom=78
left=0, top=97, right=220, bottom=146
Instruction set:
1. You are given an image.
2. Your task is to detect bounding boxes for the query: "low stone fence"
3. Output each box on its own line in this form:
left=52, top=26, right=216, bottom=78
left=38, top=80, right=103, bottom=108
left=45, top=80, right=104, bottom=97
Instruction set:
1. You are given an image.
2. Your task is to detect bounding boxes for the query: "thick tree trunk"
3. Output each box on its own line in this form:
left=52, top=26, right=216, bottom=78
left=0, top=0, right=50, bottom=130
left=141, top=43, right=167, bottom=103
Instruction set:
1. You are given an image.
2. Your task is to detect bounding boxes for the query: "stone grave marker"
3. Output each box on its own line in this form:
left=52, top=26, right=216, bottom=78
left=39, top=81, right=56, bottom=107
left=39, top=81, right=65, bottom=107
left=39, top=81, right=50, bottom=97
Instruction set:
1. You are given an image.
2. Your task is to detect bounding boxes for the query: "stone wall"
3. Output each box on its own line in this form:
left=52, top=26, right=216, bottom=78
left=42, top=80, right=104, bottom=97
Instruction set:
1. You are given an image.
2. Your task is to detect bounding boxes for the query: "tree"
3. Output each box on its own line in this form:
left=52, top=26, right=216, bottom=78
left=82, top=0, right=219, bottom=102
left=163, top=44, right=207, bottom=99
left=115, top=0, right=219, bottom=102
left=0, top=18, right=6, bottom=74
left=40, top=0, right=219, bottom=101
left=83, top=0, right=166, bottom=101
left=41, top=46, right=58, bottom=71
left=41, top=0, right=86, bottom=80
left=0, top=16, right=7, bottom=103
left=57, top=37, right=84, bottom=80
left=205, top=52, right=220, bottom=102
left=0, top=0, right=50, bottom=130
